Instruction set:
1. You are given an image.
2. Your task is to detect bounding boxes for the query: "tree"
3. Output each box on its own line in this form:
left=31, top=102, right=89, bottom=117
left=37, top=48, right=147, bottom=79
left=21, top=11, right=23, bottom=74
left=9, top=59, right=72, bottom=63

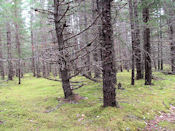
left=133, top=0, right=143, bottom=79
left=92, top=0, right=101, bottom=78
left=14, top=0, right=22, bottom=84
left=100, top=0, right=118, bottom=107
left=129, top=0, right=143, bottom=84
left=128, top=0, right=135, bottom=85
left=6, top=22, right=13, bottom=81
left=159, top=15, right=163, bottom=70
left=0, top=30, right=4, bottom=80
left=164, top=0, right=175, bottom=73
left=30, top=9, right=36, bottom=77
left=53, top=0, right=73, bottom=99
left=142, top=0, right=152, bottom=85
left=83, top=0, right=91, bottom=77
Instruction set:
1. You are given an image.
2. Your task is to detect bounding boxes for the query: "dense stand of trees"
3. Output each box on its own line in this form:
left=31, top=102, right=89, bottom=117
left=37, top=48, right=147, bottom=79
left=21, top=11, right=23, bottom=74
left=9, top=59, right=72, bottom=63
left=0, top=0, right=175, bottom=107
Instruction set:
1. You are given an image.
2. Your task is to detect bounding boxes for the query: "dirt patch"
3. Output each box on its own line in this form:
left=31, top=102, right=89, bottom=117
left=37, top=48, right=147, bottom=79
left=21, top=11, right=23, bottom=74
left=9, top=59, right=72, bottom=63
left=162, top=72, right=175, bottom=75
left=0, top=121, right=3, bottom=124
left=57, top=94, right=87, bottom=103
left=44, top=94, right=87, bottom=113
left=145, top=105, right=175, bottom=130
left=152, top=76, right=165, bottom=80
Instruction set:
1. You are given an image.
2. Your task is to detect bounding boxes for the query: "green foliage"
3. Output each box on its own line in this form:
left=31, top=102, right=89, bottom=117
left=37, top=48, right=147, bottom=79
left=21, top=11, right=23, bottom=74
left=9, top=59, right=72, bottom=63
left=0, top=71, right=175, bottom=130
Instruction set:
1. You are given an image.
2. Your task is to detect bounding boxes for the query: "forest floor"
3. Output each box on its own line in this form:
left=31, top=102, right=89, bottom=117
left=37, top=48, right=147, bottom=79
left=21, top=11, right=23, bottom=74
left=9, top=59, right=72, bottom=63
left=0, top=71, right=175, bottom=131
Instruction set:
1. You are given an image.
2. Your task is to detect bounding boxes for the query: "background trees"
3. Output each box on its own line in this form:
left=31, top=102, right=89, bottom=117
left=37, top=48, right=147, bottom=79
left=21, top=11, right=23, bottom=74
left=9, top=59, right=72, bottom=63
left=0, top=0, right=175, bottom=107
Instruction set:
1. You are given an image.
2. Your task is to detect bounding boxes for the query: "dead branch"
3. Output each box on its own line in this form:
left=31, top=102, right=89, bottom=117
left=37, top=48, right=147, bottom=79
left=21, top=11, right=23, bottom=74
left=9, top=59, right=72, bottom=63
left=82, top=74, right=101, bottom=83
left=71, top=84, right=85, bottom=90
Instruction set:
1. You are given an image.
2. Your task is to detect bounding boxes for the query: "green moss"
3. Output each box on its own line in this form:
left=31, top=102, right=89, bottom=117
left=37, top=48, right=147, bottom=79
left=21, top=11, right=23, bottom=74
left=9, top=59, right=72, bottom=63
left=0, top=71, right=175, bottom=130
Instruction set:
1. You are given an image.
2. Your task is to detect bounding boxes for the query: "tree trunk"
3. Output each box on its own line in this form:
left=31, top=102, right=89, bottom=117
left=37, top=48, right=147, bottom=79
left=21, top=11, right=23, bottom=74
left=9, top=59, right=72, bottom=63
left=92, top=0, right=101, bottom=78
left=42, top=60, right=46, bottom=78
left=152, top=46, right=157, bottom=71
left=83, top=0, right=91, bottom=77
left=100, top=0, right=118, bottom=107
left=158, top=41, right=160, bottom=70
left=118, top=43, right=123, bottom=72
left=169, top=24, right=175, bottom=73
left=6, top=22, right=13, bottom=81
left=164, top=1, right=175, bottom=73
left=14, top=2, right=21, bottom=84
left=160, top=18, right=163, bottom=71
left=129, top=0, right=135, bottom=85
left=142, top=2, right=152, bottom=85
left=133, top=0, right=143, bottom=79
left=0, top=30, right=4, bottom=80
left=54, top=0, right=73, bottom=99
left=31, top=10, right=36, bottom=77
left=36, top=44, right=41, bottom=78
left=21, top=62, right=24, bottom=78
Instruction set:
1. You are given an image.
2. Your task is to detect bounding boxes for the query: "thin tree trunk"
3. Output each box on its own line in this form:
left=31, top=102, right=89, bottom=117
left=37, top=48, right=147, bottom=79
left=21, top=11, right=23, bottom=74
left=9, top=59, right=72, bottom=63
left=83, top=0, right=91, bottom=77
left=142, top=1, right=152, bottom=85
left=14, top=1, right=21, bottom=84
left=169, top=24, right=175, bottom=73
left=118, top=43, right=123, bottom=72
left=160, top=15, right=163, bottom=70
left=31, top=10, right=36, bottom=77
left=0, top=30, right=4, bottom=80
left=92, top=0, right=101, bottom=78
left=39, top=0, right=47, bottom=78
left=129, top=0, right=135, bottom=85
left=21, top=62, right=24, bottom=78
left=36, top=43, right=41, bottom=78
left=6, top=22, right=13, bottom=81
left=100, top=0, right=118, bottom=107
left=157, top=9, right=160, bottom=71
left=158, top=41, right=160, bottom=70
left=133, top=0, right=143, bottom=79
left=152, top=45, right=157, bottom=71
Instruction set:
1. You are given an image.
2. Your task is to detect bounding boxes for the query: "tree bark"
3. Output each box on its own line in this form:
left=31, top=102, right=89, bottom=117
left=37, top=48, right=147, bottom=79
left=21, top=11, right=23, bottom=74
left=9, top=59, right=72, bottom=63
left=14, top=1, right=21, bottom=84
left=142, top=2, right=152, bottom=85
left=164, top=1, right=175, bottom=73
left=100, top=0, right=118, bottom=107
left=31, top=10, right=36, bottom=77
left=129, top=0, right=135, bottom=85
left=169, top=24, right=175, bottom=73
left=6, top=22, right=13, bottom=81
left=118, top=43, right=123, bottom=72
left=83, top=0, right=91, bottom=77
left=133, top=0, right=143, bottom=79
left=54, top=0, right=73, bottom=99
left=160, top=17, right=163, bottom=70
left=92, top=0, right=101, bottom=78
left=158, top=40, right=160, bottom=70
left=0, top=30, right=4, bottom=80
left=36, top=43, right=41, bottom=78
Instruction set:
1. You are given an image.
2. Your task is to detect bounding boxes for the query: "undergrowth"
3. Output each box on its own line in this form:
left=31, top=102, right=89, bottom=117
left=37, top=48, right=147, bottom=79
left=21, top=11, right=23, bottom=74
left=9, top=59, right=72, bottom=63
left=0, top=71, right=175, bottom=131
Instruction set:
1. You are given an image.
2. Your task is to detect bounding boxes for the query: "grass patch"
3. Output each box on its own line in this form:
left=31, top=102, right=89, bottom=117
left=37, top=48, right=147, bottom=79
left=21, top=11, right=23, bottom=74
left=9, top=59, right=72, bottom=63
left=0, top=71, right=175, bottom=130
left=158, top=121, right=175, bottom=130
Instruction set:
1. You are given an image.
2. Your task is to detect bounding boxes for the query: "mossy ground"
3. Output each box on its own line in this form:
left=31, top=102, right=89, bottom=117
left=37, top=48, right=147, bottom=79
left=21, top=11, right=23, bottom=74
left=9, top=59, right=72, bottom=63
left=0, top=71, right=175, bottom=131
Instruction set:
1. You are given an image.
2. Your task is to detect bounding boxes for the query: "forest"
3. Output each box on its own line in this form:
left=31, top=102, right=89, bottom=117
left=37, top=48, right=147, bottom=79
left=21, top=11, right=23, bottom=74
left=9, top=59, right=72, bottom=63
left=0, top=0, right=175, bottom=130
